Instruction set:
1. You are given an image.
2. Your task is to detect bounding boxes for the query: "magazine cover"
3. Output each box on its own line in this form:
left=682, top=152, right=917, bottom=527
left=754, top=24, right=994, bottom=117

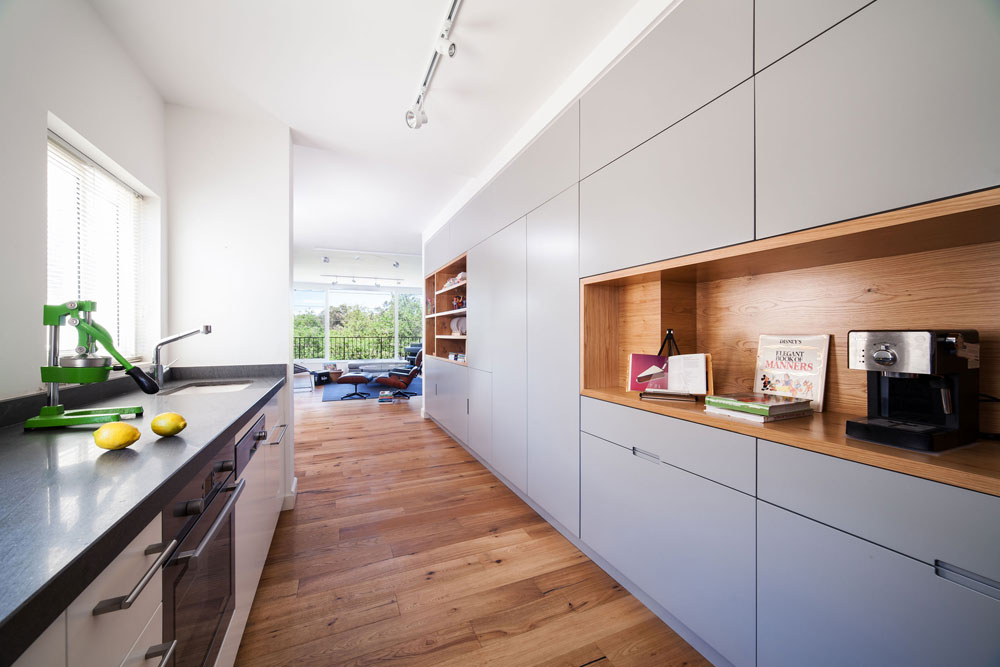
left=628, top=353, right=670, bottom=392
left=753, top=334, right=830, bottom=411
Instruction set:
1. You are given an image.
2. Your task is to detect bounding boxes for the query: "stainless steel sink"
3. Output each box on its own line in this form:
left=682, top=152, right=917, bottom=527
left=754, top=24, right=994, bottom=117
left=161, top=381, right=251, bottom=396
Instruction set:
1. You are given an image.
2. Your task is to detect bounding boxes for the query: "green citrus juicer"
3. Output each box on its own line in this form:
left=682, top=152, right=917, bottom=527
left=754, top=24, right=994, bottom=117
left=24, top=300, right=160, bottom=429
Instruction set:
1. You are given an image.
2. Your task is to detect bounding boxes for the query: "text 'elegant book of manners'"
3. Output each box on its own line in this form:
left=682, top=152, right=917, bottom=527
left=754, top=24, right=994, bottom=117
left=753, top=334, right=830, bottom=411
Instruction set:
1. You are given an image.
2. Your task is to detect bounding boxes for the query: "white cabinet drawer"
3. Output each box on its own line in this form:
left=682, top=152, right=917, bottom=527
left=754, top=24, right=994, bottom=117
left=581, top=397, right=755, bottom=495
left=581, top=433, right=756, bottom=666
left=759, top=439, right=1000, bottom=584
left=13, top=612, right=65, bottom=667
left=67, top=516, right=163, bottom=667
left=758, top=501, right=1000, bottom=666
left=118, top=604, right=164, bottom=667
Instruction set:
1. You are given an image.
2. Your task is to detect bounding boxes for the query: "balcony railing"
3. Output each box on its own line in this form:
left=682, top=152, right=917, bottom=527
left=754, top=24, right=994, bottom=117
left=293, top=335, right=421, bottom=360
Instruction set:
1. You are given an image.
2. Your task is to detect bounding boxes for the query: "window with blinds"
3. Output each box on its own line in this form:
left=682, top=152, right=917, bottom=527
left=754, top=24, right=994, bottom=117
left=47, top=135, right=144, bottom=358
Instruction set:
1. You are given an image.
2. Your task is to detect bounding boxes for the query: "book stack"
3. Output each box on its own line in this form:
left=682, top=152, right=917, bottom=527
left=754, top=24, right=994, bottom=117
left=704, top=393, right=813, bottom=423
left=378, top=390, right=394, bottom=404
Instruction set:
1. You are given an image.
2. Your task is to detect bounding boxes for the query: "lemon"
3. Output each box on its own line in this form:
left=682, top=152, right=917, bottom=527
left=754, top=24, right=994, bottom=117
left=151, top=412, right=187, bottom=437
left=93, top=422, right=141, bottom=450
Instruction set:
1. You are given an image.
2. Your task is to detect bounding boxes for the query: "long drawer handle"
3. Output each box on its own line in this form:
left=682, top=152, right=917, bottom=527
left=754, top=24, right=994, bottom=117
left=268, top=424, right=288, bottom=446
left=935, top=560, right=1000, bottom=601
left=631, top=446, right=660, bottom=464
left=145, top=640, right=177, bottom=667
left=92, top=539, right=178, bottom=615
left=174, top=478, right=246, bottom=567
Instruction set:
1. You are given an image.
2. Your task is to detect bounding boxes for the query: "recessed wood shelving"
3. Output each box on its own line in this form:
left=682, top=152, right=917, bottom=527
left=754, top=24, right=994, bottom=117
left=425, top=254, right=468, bottom=364
left=581, top=187, right=1000, bottom=495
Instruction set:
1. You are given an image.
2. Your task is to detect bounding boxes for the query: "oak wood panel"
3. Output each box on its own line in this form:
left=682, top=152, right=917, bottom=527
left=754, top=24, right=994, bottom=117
left=582, top=387, right=1000, bottom=497
left=582, top=284, right=618, bottom=389
left=616, top=279, right=662, bottom=389
left=235, top=389, right=708, bottom=666
left=698, top=240, right=1000, bottom=431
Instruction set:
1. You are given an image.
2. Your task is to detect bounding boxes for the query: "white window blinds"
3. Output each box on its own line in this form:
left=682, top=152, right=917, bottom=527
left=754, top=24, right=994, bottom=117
left=47, top=135, right=144, bottom=358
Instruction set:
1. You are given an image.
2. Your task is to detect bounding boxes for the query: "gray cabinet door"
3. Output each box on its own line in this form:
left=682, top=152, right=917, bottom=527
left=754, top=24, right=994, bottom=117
left=526, top=185, right=580, bottom=535
left=756, top=0, right=1000, bottom=238
left=423, top=224, right=450, bottom=275
left=580, top=81, right=754, bottom=277
left=758, top=501, right=1000, bottom=667
left=451, top=104, right=579, bottom=253
left=440, top=359, right=468, bottom=444
left=467, top=367, right=492, bottom=463
left=754, top=0, right=870, bottom=71
left=423, top=356, right=442, bottom=419
left=579, top=0, right=752, bottom=177
left=466, top=238, right=492, bottom=372
left=490, top=218, right=528, bottom=491
left=581, top=433, right=756, bottom=667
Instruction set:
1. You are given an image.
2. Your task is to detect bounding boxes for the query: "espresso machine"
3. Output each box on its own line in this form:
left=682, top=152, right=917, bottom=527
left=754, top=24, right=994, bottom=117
left=846, top=330, right=980, bottom=451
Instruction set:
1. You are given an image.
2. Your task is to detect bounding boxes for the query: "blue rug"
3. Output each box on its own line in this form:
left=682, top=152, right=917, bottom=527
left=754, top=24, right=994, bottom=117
left=322, top=376, right=422, bottom=401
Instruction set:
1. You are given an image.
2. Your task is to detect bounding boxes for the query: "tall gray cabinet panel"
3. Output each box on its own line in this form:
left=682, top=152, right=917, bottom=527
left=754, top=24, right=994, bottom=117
left=581, top=433, right=756, bottom=667
left=467, top=367, right=492, bottom=463
left=754, top=0, right=871, bottom=71
left=423, top=224, right=450, bottom=275
left=579, top=0, right=751, bottom=177
left=758, top=501, right=1000, bottom=667
left=580, top=81, right=754, bottom=277
left=756, top=0, right=1000, bottom=239
left=490, top=218, right=528, bottom=491
left=450, top=104, right=580, bottom=253
left=466, top=242, right=493, bottom=372
left=526, top=185, right=580, bottom=535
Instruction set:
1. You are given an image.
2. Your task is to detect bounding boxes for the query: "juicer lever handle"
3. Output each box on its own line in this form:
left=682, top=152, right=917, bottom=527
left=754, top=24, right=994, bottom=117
left=126, top=367, right=160, bottom=394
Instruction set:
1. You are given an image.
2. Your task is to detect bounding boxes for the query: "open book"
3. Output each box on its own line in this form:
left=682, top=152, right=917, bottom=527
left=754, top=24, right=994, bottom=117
left=628, top=353, right=713, bottom=395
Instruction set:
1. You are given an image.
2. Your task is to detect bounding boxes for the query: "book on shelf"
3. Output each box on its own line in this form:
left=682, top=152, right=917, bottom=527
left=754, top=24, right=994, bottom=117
left=704, top=404, right=813, bottom=423
left=639, top=391, right=698, bottom=402
left=754, top=334, right=830, bottom=411
left=628, top=353, right=713, bottom=395
left=704, top=392, right=812, bottom=416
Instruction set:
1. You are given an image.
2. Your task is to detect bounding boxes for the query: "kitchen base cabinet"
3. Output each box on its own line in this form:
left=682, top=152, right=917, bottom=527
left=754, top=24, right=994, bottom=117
left=66, top=516, right=162, bottom=667
left=758, top=501, right=1000, bottom=667
left=580, top=433, right=755, bottom=667
left=12, top=613, right=65, bottom=667
left=119, top=604, right=163, bottom=667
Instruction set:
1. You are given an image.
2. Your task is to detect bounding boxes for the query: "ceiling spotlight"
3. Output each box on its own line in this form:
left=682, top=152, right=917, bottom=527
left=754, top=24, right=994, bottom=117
left=321, top=256, right=330, bottom=263
left=397, top=280, right=402, bottom=285
left=331, top=279, right=338, bottom=285
left=435, top=38, right=456, bottom=57
left=405, top=105, right=428, bottom=130
left=392, top=260, right=400, bottom=268
left=351, top=277, right=356, bottom=283
left=353, top=255, right=360, bottom=261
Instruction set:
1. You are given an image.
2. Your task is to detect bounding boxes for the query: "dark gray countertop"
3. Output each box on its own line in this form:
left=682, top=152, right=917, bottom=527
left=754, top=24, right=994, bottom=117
left=0, top=365, right=286, bottom=665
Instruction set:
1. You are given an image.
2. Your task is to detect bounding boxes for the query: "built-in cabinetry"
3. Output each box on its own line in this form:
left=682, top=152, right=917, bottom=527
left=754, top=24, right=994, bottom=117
left=580, top=80, right=754, bottom=277
left=424, top=254, right=468, bottom=365
left=579, top=0, right=751, bottom=177
left=757, top=441, right=1000, bottom=666
left=526, top=186, right=580, bottom=534
left=755, top=0, right=1000, bottom=239
left=14, top=516, right=166, bottom=667
left=753, top=0, right=869, bottom=71
left=217, top=389, right=288, bottom=667
left=581, top=429, right=756, bottom=667
left=424, top=356, right=468, bottom=444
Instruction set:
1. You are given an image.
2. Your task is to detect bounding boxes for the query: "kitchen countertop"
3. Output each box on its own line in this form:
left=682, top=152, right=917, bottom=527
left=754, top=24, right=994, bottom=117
left=0, top=366, right=286, bottom=665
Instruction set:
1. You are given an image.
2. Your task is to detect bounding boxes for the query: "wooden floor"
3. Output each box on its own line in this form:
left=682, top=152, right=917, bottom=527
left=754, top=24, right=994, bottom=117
left=235, top=388, right=708, bottom=667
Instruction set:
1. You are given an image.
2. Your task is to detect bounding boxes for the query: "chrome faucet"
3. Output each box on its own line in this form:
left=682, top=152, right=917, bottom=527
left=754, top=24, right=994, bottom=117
left=153, top=325, right=212, bottom=385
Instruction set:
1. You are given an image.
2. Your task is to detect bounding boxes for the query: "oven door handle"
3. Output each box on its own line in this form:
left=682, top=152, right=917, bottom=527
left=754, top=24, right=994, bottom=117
left=174, top=478, right=246, bottom=568
left=92, top=539, right=178, bottom=615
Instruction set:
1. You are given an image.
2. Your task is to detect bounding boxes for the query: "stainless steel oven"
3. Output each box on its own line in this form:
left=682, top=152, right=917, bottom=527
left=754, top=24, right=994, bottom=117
left=162, top=415, right=263, bottom=666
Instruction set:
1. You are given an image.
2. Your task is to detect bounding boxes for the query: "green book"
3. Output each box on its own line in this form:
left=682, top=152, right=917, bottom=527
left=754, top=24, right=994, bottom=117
left=704, top=392, right=812, bottom=416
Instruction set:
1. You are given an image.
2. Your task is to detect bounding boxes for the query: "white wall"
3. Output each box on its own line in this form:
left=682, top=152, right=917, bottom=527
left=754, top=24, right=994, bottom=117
left=0, top=0, right=166, bottom=400
left=165, top=105, right=291, bottom=367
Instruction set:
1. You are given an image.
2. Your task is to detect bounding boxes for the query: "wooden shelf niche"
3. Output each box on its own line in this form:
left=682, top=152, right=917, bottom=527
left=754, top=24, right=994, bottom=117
left=581, top=188, right=1000, bottom=493
left=425, top=254, right=468, bottom=365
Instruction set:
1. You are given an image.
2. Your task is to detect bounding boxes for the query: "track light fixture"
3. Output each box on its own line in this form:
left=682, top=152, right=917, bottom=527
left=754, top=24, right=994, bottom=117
left=405, top=0, right=464, bottom=129
left=393, top=260, right=400, bottom=268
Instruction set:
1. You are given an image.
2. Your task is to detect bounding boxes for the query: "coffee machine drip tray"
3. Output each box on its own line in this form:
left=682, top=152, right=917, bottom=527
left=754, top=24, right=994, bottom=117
left=846, top=417, right=965, bottom=452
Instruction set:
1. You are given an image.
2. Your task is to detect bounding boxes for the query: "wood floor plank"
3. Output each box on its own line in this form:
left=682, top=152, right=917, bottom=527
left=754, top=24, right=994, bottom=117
left=235, top=388, right=707, bottom=666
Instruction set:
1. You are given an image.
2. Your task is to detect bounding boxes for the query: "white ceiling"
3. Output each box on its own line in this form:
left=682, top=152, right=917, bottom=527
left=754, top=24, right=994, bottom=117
left=87, top=0, right=643, bottom=275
